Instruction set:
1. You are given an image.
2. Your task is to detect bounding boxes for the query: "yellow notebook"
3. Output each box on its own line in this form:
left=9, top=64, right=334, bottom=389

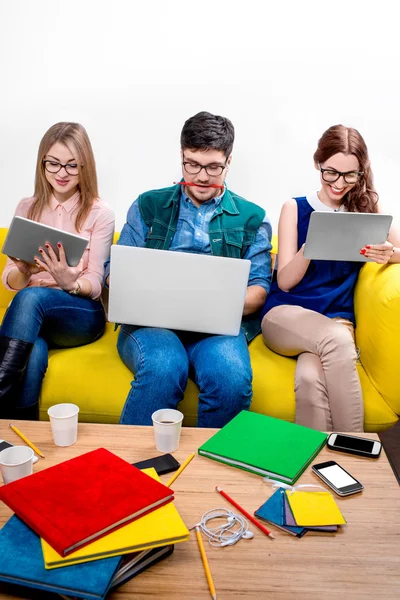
left=41, top=468, right=189, bottom=569
left=285, top=490, right=347, bottom=527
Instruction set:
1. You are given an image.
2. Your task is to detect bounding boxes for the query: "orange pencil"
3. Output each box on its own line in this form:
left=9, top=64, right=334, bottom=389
left=215, top=486, right=274, bottom=539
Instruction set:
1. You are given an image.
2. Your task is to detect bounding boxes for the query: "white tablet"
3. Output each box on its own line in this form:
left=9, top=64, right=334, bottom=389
left=303, top=211, right=393, bottom=262
left=2, top=216, right=89, bottom=267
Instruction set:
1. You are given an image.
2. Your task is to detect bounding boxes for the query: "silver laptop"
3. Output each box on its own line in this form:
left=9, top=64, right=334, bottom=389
left=2, top=216, right=89, bottom=267
left=108, top=245, right=251, bottom=335
left=304, top=212, right=393, bottom=262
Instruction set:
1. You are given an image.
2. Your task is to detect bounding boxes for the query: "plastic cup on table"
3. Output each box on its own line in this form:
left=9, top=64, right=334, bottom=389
left=47, top=403, right=80, bottom=447
left=0, top=445, right=35, bottom=484
left=151, top=408, right=184, bottom=452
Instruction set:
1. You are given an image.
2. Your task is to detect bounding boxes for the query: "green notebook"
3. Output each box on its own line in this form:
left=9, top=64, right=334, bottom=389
left=198, top=411, right=328, bottom=484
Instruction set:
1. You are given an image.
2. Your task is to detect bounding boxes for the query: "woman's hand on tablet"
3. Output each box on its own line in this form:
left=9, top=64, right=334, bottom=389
left=9, top=256, right=44, bottom=276
left=360, top=240, right=395, bottom=264
left=34, top=242, right=83, bottom=292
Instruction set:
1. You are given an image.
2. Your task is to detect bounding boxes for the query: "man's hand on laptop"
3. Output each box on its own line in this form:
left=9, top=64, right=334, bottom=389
left=243, top=285, right=267, bottom=316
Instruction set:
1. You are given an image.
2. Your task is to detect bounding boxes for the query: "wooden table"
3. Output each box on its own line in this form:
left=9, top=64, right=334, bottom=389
left=0, top=421, right=399, bottom=600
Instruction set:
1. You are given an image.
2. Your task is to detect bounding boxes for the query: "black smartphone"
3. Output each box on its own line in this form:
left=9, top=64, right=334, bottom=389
left=0, top=440, right=13, bottom=453
left=312, top=460, right=364, bottom=496
left=132, top=454, right=180, bottom=476
left=327, top=433, right=382, bottom=458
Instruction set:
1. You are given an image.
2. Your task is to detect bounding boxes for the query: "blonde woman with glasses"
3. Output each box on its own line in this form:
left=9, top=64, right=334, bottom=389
left=0, top=122, right=114, bottom=419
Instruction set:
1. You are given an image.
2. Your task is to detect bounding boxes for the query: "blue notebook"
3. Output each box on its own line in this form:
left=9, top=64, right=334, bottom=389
left=58, top=545, right=175, bottom=600
left=254, top=488, right=307, bottom=537
left=0, top=516, right=121, bottom=600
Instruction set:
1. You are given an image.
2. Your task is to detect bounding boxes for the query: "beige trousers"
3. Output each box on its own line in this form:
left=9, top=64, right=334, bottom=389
left=261, top=305, right=364, bottom=432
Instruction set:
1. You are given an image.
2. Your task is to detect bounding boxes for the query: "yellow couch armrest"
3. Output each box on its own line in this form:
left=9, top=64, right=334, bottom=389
left=354, top=262, right=400, bottom=416
left=0, top=228, right=16, bottom=309
left=271, top=234, right=278, bottom=255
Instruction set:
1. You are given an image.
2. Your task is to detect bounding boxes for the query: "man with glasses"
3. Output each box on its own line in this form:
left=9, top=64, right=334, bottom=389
left=105, top=111, right=272, bottom=427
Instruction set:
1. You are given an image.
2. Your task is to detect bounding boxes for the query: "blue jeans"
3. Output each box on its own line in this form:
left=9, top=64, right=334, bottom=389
left=0, top=287, right=106, bottom=408
left=117, top=326, right=252, bottom=427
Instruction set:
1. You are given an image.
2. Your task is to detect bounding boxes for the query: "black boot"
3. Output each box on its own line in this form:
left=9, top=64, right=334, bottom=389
left=0, top=336, right=34, bottom=416
left=13, top=403, right=39, bottom=421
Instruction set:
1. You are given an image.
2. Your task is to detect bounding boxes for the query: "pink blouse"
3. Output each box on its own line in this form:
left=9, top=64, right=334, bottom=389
left=2, top=192, right=115, bottom=300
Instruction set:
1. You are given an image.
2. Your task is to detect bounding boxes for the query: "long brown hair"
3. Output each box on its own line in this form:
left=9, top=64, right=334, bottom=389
left=313, top=125, right=378, bottom=213
left=28, top=122, right=99, bottom=231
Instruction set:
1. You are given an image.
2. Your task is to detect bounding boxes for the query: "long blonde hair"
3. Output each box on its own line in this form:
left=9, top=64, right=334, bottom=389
left=28, top=122, right=99, bottom=231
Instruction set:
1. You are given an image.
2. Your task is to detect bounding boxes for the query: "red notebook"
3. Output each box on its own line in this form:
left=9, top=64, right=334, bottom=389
left=0, top=448, right=174, bottom=556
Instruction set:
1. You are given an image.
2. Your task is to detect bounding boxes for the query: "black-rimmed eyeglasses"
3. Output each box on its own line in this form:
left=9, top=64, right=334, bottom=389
left=182, top=157, right=227, bottom=177
left=320, top=165, right=363, bottom=184
left=43, top=160, right=81, bottom=176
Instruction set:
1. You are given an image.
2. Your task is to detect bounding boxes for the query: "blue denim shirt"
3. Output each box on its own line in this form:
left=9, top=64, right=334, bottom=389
left=105, top=187, right=272, bottom=292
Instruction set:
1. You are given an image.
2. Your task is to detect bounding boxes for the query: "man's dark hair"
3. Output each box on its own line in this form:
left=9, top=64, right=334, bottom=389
left=180, top=111, right=235, bottom=158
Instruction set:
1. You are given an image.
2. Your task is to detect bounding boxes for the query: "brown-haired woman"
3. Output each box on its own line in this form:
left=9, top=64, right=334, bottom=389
left=0, top=122, right=114, bottom=419
left=261, top=125, right=400, bottom=432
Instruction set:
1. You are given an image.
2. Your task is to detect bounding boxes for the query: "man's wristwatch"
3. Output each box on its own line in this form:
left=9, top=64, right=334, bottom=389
left=69, top=281, right=82, bottom=295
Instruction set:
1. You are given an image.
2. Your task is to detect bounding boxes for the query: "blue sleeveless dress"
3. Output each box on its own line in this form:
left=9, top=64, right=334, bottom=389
left=261, top=194, right=363, bottom=325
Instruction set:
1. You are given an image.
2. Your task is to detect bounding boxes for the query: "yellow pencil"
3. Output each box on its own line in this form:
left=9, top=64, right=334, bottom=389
left=9, top=423, right=45, bottom=458
left=166, top=452, right=195, bottom=487
left=195, top=526, right=217, bottom=600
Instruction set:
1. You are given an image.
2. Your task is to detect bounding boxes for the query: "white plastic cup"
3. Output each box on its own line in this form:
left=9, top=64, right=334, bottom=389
left=151, top=408, right=184, bottom=452
left=0, top=445, right=34, bottom=484
left=48, top=403, right=80, bottom=447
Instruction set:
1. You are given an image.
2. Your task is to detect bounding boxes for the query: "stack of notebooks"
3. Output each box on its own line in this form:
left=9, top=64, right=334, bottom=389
left=198, top=410, right=328, bottom=484
left=254, top=488, right=346, bottom=537
left=0, top=448, right=190, bottom=599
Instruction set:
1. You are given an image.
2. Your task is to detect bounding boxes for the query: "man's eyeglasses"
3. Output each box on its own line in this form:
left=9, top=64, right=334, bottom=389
left=182, top=157, right=227, bottom=177
left=320, top=166, right=363, bottom=184
left=43, top=160, right=80, bottom=176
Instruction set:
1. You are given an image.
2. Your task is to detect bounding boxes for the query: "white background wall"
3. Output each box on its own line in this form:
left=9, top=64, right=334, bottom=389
left=0, top=0, right=399, bottom=232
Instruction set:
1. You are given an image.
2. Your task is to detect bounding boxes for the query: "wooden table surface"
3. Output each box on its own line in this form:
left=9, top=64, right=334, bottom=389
left=0, top=420, right=399, bottom=600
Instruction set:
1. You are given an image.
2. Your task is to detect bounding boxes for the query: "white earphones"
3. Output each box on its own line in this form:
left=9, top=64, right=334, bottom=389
left=242, top=531, right=254, bottom=539
left=194, top=508, right=254, bottom=548
left=221, top=538, right=237, bottom=547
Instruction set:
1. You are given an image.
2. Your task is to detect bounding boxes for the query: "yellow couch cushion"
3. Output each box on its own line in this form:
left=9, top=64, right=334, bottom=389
left=38, top=325, right=398, bottom=432
left=39, top=324, right=130, bottom=423
left=0, top=229, right=16, bottom=310
left=355, top=262, right=400, bottom=416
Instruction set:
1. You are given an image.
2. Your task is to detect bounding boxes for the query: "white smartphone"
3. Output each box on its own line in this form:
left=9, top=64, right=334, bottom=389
left=327, top=433, right=382, bottom=458
left=0, top=439, right=39, bottom=463
left=312, top=460, right=364, bottom=496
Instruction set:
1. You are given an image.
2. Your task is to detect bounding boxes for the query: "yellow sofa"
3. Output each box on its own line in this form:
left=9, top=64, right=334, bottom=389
left=0, top=228, right=399, bottom=432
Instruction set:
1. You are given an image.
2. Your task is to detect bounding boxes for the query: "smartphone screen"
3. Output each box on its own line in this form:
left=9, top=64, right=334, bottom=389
left=333, top=434, right=375, bottom=453
left=313, top=460, right=363, bottom=495
left=317, top=463, right=358, bottom=489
